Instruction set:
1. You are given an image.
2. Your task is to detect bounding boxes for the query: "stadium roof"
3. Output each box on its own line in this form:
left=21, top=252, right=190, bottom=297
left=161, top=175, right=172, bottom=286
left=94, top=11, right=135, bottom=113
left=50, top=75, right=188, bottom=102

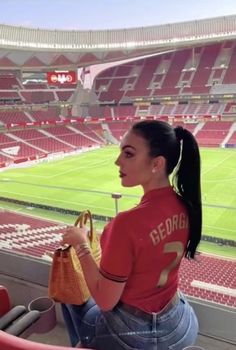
left=0, top=14, right=236, bottom=71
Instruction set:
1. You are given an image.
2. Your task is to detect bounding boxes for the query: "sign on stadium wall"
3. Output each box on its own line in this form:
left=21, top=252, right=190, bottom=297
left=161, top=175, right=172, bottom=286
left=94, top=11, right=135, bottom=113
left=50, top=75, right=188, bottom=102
left=47, top=71, right=77, bottom=85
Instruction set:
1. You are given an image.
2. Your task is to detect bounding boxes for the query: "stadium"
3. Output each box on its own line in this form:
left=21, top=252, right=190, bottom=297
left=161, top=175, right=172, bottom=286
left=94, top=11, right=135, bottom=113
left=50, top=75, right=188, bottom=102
left=0, top=12, right=235, bottom=350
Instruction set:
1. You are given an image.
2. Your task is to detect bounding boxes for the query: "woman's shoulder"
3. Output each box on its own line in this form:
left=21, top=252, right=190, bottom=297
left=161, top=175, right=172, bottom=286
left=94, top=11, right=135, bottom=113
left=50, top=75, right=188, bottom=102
left=113, top=204, right=143, bottom=225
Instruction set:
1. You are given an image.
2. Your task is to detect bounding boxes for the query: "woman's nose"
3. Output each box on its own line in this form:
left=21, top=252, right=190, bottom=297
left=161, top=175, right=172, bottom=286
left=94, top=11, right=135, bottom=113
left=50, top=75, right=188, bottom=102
left=115, top=155, right=120, bottom=166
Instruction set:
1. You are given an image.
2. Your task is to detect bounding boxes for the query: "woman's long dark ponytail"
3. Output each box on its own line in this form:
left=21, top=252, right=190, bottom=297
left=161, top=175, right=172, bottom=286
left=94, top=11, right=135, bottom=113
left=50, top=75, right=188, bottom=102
left=173, top=126, right=202, bottom=258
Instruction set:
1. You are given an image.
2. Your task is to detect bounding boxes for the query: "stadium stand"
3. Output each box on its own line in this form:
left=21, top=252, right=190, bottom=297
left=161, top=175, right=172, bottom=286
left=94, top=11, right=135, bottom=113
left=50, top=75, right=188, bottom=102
left=195, top=121, right=233, bottom=146
left=227, top=131, right=236, bottom=146
left=0, top=111, right=33, bottom=126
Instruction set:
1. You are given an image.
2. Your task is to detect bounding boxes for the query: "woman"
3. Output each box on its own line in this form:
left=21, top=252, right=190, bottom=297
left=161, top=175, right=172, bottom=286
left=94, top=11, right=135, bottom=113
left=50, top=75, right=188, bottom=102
left=61, top=120, right=202, bottom=349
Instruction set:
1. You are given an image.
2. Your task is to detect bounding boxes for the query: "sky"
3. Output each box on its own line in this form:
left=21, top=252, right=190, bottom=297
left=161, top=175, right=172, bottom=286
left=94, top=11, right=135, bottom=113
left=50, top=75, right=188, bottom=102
left=0, top=0, right=236, bottom=30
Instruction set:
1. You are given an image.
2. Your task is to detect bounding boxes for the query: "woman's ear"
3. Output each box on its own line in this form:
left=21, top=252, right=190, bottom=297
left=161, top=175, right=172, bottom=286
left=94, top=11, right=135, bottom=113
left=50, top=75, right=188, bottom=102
left=152, top=156, right=166, bottom=173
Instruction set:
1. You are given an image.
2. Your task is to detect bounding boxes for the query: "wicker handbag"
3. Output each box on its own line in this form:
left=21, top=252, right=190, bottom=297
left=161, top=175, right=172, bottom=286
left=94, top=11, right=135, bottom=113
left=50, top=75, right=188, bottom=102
left=48, top=210, right=101, bottom=305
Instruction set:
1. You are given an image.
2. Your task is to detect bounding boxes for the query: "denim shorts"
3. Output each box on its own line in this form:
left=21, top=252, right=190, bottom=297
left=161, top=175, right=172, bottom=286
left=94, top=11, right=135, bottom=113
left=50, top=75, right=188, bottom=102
left=61, top=292, right=199, bottom=350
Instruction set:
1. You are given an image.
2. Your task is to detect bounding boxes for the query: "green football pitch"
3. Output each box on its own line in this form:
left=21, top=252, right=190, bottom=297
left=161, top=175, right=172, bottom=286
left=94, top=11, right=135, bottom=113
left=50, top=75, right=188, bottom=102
left=0, top=146, right=235, bottom=256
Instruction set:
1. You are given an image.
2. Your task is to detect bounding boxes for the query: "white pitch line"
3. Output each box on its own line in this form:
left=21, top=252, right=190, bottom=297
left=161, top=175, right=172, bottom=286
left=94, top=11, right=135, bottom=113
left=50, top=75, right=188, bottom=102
left=1, top=174, right=49, bottom=179
left=191, top=280, right=236, bottom=297
left=203, top=177, right=236, bottom=183
left=0, top=190, right=115, bottom=213
left=0, top=159, right=111, bottom=180
left=202, top=153, right=235, bottom=176
left=204, top=224, right=235, bottom=233
left=48, top=158, right=112, bottom=179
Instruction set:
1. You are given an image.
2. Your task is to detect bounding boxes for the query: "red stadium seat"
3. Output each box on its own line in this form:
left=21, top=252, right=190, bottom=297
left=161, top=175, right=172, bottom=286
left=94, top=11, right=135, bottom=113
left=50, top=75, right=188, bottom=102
left=0, top=331, right=94, bottom=350
left=0, top=285, right=11, bottom=316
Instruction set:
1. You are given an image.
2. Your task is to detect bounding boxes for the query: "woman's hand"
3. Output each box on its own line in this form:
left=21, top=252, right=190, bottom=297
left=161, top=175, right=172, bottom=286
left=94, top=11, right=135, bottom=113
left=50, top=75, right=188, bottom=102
left=61, top=226, right=88, bottom=248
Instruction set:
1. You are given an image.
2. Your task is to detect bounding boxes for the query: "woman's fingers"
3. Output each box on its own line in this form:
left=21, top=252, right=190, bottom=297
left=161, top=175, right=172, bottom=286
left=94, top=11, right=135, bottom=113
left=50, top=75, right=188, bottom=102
left=61, top=226, right=88, bottom=247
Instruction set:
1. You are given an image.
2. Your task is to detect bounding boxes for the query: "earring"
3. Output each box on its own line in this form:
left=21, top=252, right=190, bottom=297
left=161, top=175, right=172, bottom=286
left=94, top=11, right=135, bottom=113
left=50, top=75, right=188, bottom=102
left=152, top=168, right=156, bottom=173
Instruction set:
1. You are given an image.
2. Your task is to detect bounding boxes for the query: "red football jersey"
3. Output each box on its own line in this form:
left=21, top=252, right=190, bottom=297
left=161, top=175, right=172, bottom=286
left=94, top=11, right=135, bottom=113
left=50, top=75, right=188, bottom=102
left=99, top=186, right=189, bottom=312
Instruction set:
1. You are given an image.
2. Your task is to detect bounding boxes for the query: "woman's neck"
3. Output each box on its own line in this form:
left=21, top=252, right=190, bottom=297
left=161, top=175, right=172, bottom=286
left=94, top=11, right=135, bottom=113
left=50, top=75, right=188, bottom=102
left=142, top=177, right=170, bottom=194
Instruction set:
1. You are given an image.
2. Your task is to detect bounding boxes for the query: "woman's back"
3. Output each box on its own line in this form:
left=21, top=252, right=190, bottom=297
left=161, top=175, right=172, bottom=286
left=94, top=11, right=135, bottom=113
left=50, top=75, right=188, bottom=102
left=100, top=186, right=189, bottom=312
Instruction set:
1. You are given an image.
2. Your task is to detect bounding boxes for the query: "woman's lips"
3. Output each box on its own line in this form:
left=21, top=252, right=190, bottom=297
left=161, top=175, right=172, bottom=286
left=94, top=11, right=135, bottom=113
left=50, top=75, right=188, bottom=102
left=119, top=171, right=126, bottom=178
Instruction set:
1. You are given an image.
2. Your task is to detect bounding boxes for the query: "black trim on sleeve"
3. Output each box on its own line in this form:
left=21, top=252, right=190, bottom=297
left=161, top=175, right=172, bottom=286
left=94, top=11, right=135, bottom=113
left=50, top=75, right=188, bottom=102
left=99, top=268, right=128, bottom=283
